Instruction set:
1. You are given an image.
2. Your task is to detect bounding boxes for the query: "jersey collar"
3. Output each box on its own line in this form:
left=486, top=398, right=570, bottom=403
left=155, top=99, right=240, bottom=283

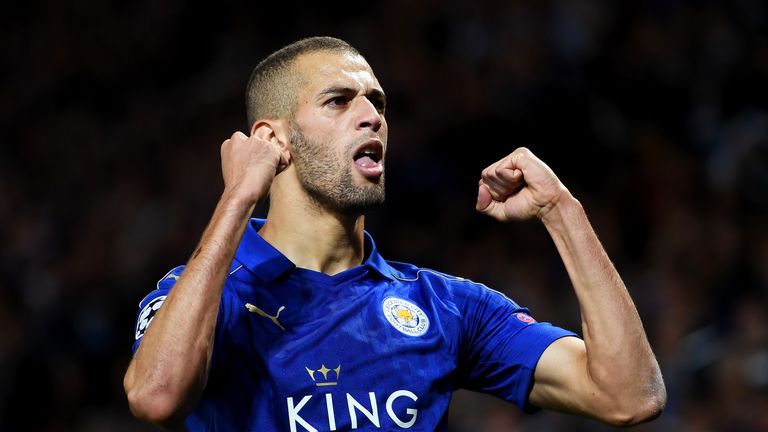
left=234, top=218, right=399, bottom=282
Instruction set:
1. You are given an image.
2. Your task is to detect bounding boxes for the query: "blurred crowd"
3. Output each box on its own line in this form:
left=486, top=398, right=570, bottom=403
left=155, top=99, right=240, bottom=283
left=2, top=0, right=767, bottom=431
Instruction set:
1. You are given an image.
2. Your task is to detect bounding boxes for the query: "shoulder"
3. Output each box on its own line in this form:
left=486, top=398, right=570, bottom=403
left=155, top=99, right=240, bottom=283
left=386, top=261, right=473, bottom=296
left=386, top=260, right=468, bottom=284
left=136, top=263, right=246, bottom=321
left=385, top=260, right=521, bottom=308
left=137, top=265, right=185, bottom=309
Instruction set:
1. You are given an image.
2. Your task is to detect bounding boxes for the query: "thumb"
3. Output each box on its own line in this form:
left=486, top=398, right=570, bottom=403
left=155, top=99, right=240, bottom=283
left=476, top=183, right=493, bottom=212
left=276, top=150, right=290, bottom=174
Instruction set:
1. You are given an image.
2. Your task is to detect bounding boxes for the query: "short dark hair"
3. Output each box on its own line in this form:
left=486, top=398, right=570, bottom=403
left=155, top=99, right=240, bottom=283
left=245, top=36, right=361, bottom=127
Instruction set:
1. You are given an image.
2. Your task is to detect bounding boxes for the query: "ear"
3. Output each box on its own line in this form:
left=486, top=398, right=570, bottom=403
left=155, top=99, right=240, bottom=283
left=251, top=119, right=292, bottom=167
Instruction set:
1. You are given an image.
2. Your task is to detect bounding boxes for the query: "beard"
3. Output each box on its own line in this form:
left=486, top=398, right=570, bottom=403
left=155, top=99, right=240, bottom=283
left=289, top=122, right=385, bottom=214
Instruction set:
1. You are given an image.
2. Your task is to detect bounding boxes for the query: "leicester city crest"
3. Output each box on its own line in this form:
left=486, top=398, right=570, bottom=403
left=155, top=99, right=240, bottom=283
left=382, top=297, right=429, bottom=337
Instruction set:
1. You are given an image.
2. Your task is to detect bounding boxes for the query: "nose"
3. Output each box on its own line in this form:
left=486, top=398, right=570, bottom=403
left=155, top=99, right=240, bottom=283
left=355, top=97, right=382, bottom=132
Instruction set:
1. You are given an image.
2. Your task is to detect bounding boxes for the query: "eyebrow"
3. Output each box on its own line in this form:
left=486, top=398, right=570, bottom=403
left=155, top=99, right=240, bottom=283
left=317, top=86, right=387, bottom=103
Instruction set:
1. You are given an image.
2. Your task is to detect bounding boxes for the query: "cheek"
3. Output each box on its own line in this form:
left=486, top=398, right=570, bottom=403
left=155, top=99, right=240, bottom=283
left=314, top=137, right=346, bottom=166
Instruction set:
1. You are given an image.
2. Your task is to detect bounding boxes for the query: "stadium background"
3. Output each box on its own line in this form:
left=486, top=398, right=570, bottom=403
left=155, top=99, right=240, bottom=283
left=2, top=1, right=767, bottom=430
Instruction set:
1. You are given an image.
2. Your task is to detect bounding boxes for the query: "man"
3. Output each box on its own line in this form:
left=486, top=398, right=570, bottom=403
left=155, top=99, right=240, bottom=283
left=124, top=37, right=665, bottom=431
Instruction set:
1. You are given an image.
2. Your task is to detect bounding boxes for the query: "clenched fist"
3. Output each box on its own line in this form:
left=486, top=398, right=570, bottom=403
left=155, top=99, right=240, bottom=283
left=476, top=147, right=570, bottom=222
left=220, top=131, right=289, bottom=205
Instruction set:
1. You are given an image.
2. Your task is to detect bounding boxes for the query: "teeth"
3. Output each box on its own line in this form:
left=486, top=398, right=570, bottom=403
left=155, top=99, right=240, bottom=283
left=356, top=150, right=380, bottom=162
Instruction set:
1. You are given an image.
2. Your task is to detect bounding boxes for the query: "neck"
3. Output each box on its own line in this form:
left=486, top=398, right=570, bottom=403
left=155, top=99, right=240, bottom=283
left=259, top=186, right=366, bottom=276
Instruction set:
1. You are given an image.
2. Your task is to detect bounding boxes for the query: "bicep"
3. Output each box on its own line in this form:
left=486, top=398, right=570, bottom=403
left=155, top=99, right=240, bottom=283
left=528, top=336, right=601, bottom=418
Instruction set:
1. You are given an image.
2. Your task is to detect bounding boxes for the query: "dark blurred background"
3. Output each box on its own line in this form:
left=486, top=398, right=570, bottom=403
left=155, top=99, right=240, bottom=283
left=2, top=0, right=767, bottom=430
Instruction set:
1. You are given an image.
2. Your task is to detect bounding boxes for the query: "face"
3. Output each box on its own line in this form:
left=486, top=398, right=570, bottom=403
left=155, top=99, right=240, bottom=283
left=289, top=50, right=388, bottom=214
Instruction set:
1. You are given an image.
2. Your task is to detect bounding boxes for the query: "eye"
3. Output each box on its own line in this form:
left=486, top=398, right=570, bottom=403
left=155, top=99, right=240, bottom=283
left=370, top=98, right=386, bottom=114
left=326, top=96, right=349, bottom=107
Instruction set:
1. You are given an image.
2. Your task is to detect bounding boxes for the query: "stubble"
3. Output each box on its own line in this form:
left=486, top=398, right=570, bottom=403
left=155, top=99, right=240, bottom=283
left=289, top=122, right=385, bottom=215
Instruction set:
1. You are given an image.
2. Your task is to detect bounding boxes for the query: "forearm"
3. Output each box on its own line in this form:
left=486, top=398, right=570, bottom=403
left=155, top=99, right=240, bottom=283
left=542, top=195, right=664, bottom=408
left=124, top=191, right=255, bottom=424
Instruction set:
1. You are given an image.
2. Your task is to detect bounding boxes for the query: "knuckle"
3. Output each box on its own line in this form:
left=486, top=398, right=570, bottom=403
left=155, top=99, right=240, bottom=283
left=511, top=147, right=530, bottom=161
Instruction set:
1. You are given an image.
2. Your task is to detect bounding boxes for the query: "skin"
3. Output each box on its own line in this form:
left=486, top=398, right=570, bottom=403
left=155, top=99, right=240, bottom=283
left=124, top=50, right=665, bottom=427
left=476, top=150, right=666, bottom=425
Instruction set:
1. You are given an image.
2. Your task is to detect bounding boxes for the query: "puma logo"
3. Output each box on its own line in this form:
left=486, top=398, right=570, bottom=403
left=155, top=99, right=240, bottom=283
left=245, top=303, right=286, bottom=331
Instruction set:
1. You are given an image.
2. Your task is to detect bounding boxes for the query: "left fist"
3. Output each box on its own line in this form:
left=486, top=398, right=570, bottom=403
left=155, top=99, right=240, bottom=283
left=476, top=147, right=570, bottom=222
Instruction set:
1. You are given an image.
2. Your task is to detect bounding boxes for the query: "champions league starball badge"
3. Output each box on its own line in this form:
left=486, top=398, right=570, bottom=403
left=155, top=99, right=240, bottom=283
left=382, top=297, right=430, bottom=337
left=135, top=296, right=167, bottom=340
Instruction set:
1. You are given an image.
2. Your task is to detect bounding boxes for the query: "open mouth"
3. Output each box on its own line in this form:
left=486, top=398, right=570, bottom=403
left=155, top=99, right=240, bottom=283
left=353, top=141, right=383, bottom=164
left=353, top=140, right=384, bottom=178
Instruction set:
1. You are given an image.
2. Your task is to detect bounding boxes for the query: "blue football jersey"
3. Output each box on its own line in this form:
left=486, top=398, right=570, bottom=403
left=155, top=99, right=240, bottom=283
left=132, top=218, right=577, bottom=431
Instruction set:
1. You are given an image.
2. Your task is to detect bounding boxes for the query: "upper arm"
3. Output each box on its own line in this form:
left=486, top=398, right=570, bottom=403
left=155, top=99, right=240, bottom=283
left=530, top=336, right=666, bottom=426
left=528, top=336, right=607, bottom=420
left=131, top=265, right=232, bottom=368
left=131, top=266, right=185, bottom=355
left=458, top=281, right=577, bottom=412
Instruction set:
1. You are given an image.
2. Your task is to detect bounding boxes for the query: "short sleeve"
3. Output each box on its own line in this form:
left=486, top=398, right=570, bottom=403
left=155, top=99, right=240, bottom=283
left=131, top=266, right=185, bottom=355
left=461, top=285, right=578, bottom=412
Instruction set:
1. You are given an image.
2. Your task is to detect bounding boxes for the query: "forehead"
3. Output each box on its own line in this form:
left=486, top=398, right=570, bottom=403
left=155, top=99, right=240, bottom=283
left=294, top=51, right=382, bottom=96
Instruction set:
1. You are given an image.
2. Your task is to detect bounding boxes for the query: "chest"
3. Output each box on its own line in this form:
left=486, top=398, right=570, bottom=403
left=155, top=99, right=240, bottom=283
left=236, top=286, right=456, bottom=378
left=198, top=275, right=465, bottom=430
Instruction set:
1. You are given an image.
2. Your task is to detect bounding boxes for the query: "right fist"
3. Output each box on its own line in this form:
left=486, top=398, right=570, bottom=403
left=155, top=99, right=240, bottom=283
left=220, top=131, right=289, bottom=205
